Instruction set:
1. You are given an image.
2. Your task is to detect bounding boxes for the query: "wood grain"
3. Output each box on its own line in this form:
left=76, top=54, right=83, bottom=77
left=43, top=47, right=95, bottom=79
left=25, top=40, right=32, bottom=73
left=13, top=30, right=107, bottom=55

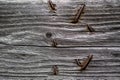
left=0, top=0, right=120, bottom=80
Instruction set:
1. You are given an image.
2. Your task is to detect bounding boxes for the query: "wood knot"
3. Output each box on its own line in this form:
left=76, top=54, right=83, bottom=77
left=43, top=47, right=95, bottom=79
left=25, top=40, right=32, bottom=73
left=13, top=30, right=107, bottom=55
left=86, top=24, right=95, bottom=33
left=46, top=32, right=52, bottom=38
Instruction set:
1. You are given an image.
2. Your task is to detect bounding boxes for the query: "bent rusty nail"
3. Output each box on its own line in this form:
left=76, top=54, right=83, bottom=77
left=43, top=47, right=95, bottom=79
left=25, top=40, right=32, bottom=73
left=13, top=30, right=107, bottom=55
left=75, top=59, right=82, bottom=67
left=52, top=39, right=58, bottom=47
left=71, top=4, right=86, bottom=23
left=52, top=65, right=59, bottom=75
left=86, top=24, right=95, bottom=32
left=48, top=0, right=56, bottom=12
left=80, top=55, right=93, bottom=71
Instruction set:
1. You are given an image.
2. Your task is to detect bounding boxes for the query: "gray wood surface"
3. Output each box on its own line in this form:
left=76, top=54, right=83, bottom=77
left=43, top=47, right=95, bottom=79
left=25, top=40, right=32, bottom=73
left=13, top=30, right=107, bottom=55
left=0, top=0, right=120, bottom=80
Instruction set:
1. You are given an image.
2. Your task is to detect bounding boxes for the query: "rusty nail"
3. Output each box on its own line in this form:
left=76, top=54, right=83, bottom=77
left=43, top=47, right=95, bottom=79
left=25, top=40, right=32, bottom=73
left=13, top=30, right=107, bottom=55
left=52, top=39, right=58, bottom=47
left=86, top=24, right=95, bottom=32
left=71, top=4, right=86, bottom=23
left=48, top=0, right=56, bottom=12
left=75, top=59, right=82, bottom=67
left=52, top=65, right=59, bottom=75
left=80, top=55, right=93, bottom=71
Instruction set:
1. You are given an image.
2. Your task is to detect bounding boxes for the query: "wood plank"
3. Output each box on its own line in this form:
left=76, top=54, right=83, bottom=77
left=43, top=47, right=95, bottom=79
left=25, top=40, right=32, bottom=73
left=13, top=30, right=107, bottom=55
left=0, top=29, right=120, bottom=46
left=0, top=46, right=120, bottom=78
left=0, top=0, right=120, bottom=79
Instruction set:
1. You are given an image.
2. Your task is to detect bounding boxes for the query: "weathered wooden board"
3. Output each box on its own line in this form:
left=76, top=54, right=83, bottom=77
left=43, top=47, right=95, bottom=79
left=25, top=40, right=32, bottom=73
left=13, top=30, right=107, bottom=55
left=0, top=0, right=120, bottom=80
